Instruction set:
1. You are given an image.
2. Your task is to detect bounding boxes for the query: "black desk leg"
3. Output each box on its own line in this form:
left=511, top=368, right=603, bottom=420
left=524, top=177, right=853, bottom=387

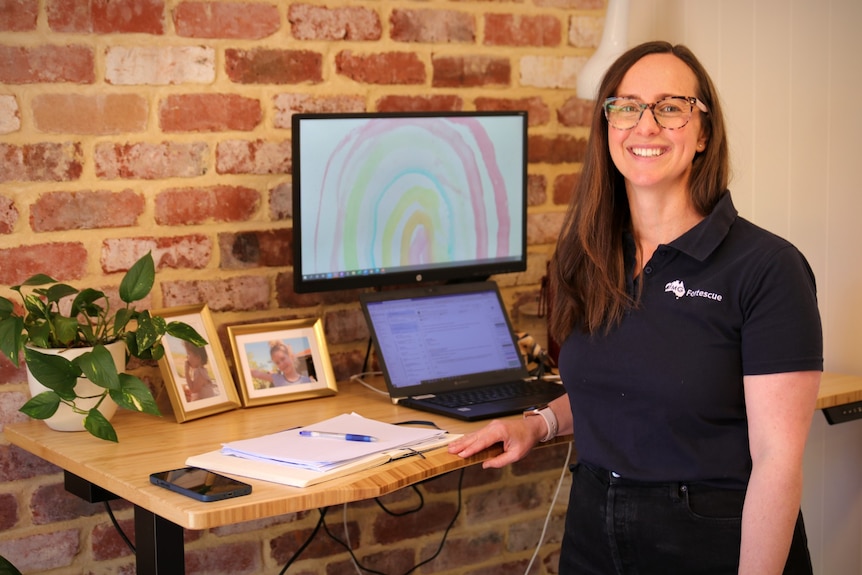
left=134, top=505, right=185, bottom=574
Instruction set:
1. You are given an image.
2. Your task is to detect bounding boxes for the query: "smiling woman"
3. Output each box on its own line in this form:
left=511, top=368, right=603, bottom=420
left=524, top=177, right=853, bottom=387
left=448, top=41, right=823, bottom=575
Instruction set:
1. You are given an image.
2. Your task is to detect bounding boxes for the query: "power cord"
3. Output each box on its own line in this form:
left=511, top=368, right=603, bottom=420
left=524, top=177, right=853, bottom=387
left=524, top=441, right=572, bottom=574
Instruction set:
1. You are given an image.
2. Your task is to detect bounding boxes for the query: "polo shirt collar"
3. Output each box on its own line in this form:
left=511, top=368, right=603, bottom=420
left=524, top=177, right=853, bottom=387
left=667, top=191, right=738, bottom=262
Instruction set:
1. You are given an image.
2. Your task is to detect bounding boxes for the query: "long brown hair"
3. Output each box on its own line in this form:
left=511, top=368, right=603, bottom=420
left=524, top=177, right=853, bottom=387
left=549, top=41, right=729, bottom=342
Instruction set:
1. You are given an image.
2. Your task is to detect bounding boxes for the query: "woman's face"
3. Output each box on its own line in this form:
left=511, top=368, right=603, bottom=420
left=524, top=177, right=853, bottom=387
left=272, top=349, right=296, bottom=374
left=607, top=53, right=707, bottom=196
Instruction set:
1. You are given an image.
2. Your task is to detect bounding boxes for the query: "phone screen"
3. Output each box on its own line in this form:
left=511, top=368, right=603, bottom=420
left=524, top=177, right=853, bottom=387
left=150, top=467, right=252, bottom=502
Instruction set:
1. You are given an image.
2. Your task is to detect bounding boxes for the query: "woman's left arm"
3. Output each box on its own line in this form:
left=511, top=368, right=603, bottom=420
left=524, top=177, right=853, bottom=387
left=739, top=370, right=821, bottom=575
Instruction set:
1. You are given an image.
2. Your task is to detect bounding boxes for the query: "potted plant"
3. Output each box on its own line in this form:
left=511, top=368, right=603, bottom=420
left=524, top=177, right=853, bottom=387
left=0, top=252, right=206, bottom=442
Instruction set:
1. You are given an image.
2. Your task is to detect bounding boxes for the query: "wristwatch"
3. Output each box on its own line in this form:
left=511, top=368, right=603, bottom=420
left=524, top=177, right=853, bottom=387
left=524, top=404, right=558, bottom=443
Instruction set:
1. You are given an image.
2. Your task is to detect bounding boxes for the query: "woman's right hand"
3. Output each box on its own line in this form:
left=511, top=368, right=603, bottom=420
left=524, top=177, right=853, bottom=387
left=447, top=415, right=546, bottom=469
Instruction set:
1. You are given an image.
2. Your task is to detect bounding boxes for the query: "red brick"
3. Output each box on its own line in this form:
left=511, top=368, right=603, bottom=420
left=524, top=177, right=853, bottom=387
left=271, top=521, right=360, bottom=563
left=390, top=9, right=475, bottom=43
left=336, top=50, right=425, bottom=85
left=475, top=96, right=550, bottom=126
left=373, top=500, right=457, bottom=545
left=528, top=134, right=587, bottom=164
left=553, top=172, right=580, bottom=205
left=0, top=391, right=30, bottom=429
left=0, top=194, right=18, bottom=233
left=161, top=275, right=270, bottom=311
left=217, top=229, right=291, bottom=268
left=269, top=181, right=292, bottom=219
left=0, top=529, right=80, bottom=573
left=156, top=185, right=260, bottom=225
left=173, top=1, right=280, bottom=39
left=512, top=441, right=573, bottom=475
left=32, top=94, right=148, bottom=134
left=289, top=4, right=381, bottom=41
left=100, top=236, right=212, bottom=273
left=432, top=55, right=510, bottom=88
left=0, top=353, right=27, bottom=384
left=185, top=541, right=262, bottom=574
left=30, top=189, right=145, bottom=231
left=91, top=517, right=135, bottom=560
left=534, top=0, right=603, bottom=7
left=0, top=242, right=88, bottom=285
left=329, top=348, right=368, bottom=382
left=216, top=139, right=291, bottom=175
left=225, top=48, right=323, bottom=84
left=1, top=0, right=38, bottom=31
left=527, top=211, right=565, bottom=245
left=274, top=271, right=360, bottom=308
left=323, top=308, right=369, bottom=345
left=0, top=43, right=94, bottom=84
left=484, top=13, right=562, bottom=47
left=0, top=94, right=20, bottom=133
left=94, top=141, right=208, bottom=180
left=273, top=94, right=365, bottom=129
left=558, top=96, right=594, bottom=127
left=159, top=93, right=261, bottom=132
left=0, top=444, right=61, bottom=482
left=31, top=482, right=104, bottom=524
left=345, top=548, right=415, bottom=575
left=376, top=95, right=463, bottom=112
left=0, top=492, right=18, bottom=530
left=105, top=45, right=215, bottom=86
left=47, top=0, right=165, bottom=34
left=0, top=142, right=84, bottom=182
left=527, top=173, right=548, bottom=206
left=419, top=531, right=505, bottom=572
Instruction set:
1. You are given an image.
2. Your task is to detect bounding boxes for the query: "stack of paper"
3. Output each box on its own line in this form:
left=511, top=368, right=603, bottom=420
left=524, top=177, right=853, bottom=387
left=186, top=413, right=455, bottom=488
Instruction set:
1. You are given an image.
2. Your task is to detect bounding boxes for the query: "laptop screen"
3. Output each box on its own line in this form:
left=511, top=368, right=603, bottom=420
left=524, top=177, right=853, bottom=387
left=360, top=282, right=528, bottom=398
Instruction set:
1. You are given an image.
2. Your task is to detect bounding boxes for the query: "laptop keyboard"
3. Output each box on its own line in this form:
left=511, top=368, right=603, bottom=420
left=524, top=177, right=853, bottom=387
left=423, top=380, right=558, bottom=408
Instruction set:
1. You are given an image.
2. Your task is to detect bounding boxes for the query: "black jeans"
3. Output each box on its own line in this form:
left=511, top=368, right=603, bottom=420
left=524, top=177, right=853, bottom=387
left=560, top=462, right=813, bottom=575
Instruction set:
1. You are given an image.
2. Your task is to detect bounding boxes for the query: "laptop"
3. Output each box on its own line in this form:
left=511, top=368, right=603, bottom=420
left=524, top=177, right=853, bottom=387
left=359, top=281, right=565, bottom=421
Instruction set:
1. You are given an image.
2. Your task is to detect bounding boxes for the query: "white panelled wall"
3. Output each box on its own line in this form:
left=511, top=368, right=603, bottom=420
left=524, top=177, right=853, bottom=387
left=623, top=1, right=862, bottom=573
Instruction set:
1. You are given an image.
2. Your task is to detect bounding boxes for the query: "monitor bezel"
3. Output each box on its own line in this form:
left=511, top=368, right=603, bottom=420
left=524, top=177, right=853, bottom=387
left=290, top=110, right=529, bottom=294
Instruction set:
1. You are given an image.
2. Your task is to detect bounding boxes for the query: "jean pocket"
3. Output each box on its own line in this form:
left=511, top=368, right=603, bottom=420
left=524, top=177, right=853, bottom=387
left=680, top=484, right=745, bottom=521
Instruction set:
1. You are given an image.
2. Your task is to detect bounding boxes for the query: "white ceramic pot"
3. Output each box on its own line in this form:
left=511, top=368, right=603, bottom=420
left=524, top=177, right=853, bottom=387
left=25, top=341, right=125, bottom=432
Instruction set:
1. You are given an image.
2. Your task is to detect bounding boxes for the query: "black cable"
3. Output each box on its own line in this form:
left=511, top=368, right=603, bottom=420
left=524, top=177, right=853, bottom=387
left=374, top=485, right=424, bottom=516
left=318, top=468, right=465, bottom=575
left=103, top=501, right=136, bottom=554
left=278, top=509, right=326, bottom=575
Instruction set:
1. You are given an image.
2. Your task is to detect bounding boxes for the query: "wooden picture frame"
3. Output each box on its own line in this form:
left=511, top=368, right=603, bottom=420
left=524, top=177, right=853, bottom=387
left=155, top=304, right=241, bottom=422
left=227, top=318, right=337, bottom=407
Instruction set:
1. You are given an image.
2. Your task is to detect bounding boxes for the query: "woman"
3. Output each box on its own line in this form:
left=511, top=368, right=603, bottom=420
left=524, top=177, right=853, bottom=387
left=251, top=340, right=315, bottom=386
left=449, top=41, right=822, bottom=574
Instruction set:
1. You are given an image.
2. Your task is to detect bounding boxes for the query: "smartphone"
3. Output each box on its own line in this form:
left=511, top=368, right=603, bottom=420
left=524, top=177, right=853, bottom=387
left=150, top=467, right=252, bottom=502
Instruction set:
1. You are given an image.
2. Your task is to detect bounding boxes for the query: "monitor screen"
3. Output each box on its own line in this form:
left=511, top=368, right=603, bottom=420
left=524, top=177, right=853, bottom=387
left=291, top=111, right=528, bottom=293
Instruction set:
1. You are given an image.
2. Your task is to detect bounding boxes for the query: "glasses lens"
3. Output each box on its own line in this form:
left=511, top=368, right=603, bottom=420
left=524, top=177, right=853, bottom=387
left=604, top=98, right=642, bottom=130
left=653, top=97, right=693, bottom=129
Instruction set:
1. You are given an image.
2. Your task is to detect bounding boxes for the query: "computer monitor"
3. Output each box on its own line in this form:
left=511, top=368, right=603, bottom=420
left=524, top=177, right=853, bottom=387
left=291, top=111, right=528, bottom=293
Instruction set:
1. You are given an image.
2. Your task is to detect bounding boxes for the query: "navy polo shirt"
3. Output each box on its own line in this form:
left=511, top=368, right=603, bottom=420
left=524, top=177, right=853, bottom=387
left=558, top=192, right=823, bottom=488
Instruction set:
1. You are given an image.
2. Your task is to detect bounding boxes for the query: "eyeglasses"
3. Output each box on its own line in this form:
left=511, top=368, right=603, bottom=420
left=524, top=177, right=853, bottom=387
left=603, top=96, right=709, bottom=130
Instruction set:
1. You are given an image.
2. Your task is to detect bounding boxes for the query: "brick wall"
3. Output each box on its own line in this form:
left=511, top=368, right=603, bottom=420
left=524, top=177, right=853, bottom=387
left=0, top=0, right=599, bottom=572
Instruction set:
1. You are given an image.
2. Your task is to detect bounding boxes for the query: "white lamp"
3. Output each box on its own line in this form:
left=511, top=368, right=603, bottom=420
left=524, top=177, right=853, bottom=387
left=577, top=0, right=630, bottom=101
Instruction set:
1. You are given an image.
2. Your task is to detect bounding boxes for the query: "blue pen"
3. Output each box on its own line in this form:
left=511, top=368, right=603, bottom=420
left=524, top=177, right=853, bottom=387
left=299, top=430, right=378, bottom=442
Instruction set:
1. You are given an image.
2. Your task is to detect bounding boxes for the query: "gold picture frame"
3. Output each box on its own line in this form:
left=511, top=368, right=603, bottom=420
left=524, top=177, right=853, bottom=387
left=227, top=318, right=338, bottom=407
left=155, top=304, right=241, bottom=422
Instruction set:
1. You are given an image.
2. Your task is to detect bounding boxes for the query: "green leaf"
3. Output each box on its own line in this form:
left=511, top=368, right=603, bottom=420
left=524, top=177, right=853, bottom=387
left=75, top=345, right=121, bottom=390
left=24, top=322, right=51, bottom=349
left=111, top=373, right=161, bottom=416
left=44, top=283, right=78, bottom=305
left=166, top=321, right=207, bottom=347
left=13, top=274, right=57, bottom=288
left=112, top=307, right=135, bottom=337
left=23, top=348, right=80, bottom=401
left=0, top=296, right=14, bottom=318
left=70, top=288, right=107, bottom=318
left=51, top=315, right=81, bottom=347
left=19, top=391, right=62, bottom=419
left=0, top=316, right=24, bottom=366
left=135, top=311, right=159, bottom=353
left=119, top=252, right=155, bottom=304
left=84, top=409, right=118, bottom=442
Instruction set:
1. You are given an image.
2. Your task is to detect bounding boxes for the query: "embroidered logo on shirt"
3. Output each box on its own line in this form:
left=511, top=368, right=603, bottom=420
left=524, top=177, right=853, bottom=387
left=665, top=280, right=724, bottom=302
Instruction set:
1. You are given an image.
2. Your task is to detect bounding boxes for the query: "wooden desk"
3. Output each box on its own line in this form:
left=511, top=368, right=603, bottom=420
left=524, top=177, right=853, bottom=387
left=5, top=372, right=860, bottom=574
left=4, top=380, right=531, bottom=574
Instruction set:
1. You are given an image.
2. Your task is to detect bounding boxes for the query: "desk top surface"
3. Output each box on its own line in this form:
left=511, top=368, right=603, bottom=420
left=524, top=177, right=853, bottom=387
left=6, top=372, right=860, bottom=530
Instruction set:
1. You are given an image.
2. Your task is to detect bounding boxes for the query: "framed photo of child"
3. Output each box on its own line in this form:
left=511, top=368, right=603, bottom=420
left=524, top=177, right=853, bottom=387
left=227, top=318, right=337, bottom=407
left=155, top=304, right=241, bottom=422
